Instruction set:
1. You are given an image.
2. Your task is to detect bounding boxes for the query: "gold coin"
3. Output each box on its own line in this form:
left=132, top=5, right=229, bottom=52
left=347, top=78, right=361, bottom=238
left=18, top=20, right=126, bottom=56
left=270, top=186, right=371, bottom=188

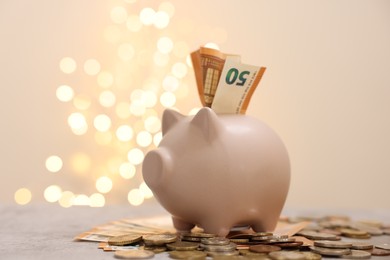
left=268, top=251, right=306, bottom=260
left=169, top=250, right=207, bottom=259
left=339, top=228, right=370, bottom=238
left=143, top=234, right=177, bottom=246
left=314, top=240, right=352, bottom=249
left=341, top=250, right=371, bottom=259
left=108, top=234, right=143, bottom=246
left=310, top=246, right=351, bottom=256
left=201, top=237, right=230, bottom=245
left=166, top=241, right=200, bottom=251
left=114, top=250, right=154, bottom=259
left=229, top=238, right=249, bottom=244
left=143, top=245, right=167, bottom=253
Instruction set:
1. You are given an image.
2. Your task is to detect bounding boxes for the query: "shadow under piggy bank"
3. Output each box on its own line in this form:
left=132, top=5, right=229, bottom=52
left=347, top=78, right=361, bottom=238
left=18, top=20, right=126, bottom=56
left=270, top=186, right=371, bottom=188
left=142, top=107, right=290, bottom=237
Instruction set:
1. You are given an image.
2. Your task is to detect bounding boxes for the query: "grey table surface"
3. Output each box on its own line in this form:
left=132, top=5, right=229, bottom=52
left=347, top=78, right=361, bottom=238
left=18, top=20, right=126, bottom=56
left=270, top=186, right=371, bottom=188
left=1, top=203, right=389, bottom=260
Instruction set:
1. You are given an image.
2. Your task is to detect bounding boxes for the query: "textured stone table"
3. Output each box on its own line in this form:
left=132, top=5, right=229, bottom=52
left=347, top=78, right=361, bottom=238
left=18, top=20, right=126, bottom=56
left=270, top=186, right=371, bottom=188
left=1, top=203, right=389, bottom=259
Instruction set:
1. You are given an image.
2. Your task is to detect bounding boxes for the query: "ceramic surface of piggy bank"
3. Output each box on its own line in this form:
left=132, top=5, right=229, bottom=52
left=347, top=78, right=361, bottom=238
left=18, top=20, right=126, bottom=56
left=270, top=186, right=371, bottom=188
left=142, top=107, right=290, bottom=237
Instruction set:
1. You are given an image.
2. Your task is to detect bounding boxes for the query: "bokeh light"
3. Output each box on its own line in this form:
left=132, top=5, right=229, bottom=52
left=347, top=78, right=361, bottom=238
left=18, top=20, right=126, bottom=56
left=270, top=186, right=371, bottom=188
left=136, top=131, right=152, bottom=147
left=45, top=155, right=63, bottom=173
left=84, top=59, right=101, bottom=76
left=59, top=57, right=77, bottom=74
left=68, top=112, right=88, bottom=135
left=139, top=182, right=153, bottom=199
left=139, top=7, right=156, bottom=25
left=127, top=148, right=144, bottom=165
left=44, top=185, right=62, bottom=203
left=128, top=188, right=144, bottom=206
left=119, top=162, right=136, bottom=179
left=93, top=114, right=112, bottom=132
left=70, top=152, right=91, bottom=175
left=56, top=85, right=74, bottom=102
left=73, top=194, right=90, bottom=206
left=14, top=188, right=32, bottom=205
left=99, top=90, right=116, bottom=107
left=95, top=176, right=113, bottom=193
left=110, top=6, right=128, bottom=24
left=58, top=191, right=75, bottom=208
left=73, top=95, right=91, bottom=110
left=157, top=37, right=173, bottom=54
left=160, top=91, right=176, bottom=107
left=116, top=125, right=133, bottom=142
left=90, top=193, right=105, bottom=207
left=97, top=71, right=114, bottom=88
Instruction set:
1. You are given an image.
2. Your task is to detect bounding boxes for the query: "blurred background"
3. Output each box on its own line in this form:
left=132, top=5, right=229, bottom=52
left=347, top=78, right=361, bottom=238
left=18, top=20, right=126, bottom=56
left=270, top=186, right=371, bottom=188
left=1, top=0, right=389, bottom=210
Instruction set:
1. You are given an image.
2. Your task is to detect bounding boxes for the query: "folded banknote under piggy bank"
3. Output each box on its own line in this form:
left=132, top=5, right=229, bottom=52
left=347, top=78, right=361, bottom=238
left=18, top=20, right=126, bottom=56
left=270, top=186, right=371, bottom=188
left=142, top=47, right=290, bottom=237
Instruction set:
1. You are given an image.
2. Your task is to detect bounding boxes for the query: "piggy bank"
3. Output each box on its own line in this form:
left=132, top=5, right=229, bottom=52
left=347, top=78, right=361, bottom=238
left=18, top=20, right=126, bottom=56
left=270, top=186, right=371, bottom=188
left=142, top=107, right=290, bottom=237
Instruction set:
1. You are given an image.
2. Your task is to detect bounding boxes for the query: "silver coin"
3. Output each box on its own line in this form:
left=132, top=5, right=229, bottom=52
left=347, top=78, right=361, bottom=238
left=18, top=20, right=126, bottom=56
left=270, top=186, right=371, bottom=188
left=375, top=243, right=390, bottom=250
left=201, top=237, right=230, bottom=245
left=310, top=246, right=351, bottom=256
left=341, top=250, right=371, bottom=259
left=314, top=240, right=352, bottom=249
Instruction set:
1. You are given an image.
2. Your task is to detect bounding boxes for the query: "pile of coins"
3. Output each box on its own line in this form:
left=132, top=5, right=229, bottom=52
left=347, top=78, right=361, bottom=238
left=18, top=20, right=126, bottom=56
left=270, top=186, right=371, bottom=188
left=77, top=215, right=390, bottom=259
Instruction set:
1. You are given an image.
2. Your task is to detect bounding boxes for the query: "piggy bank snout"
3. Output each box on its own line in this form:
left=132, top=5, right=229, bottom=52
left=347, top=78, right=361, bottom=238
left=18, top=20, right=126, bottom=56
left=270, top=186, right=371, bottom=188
left=142, top=148, right=171, bottom=189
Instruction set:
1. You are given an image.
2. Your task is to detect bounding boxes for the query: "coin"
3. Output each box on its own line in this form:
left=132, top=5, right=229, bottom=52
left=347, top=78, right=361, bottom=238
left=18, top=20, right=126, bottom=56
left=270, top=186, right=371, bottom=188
left=314, top=240, right=352, bottom=249
left=206, top=250, right=239, bottom=257
left=166, top=241, right=200, bottom=251
left=201, top=242, right=237, bottom=252
left=298, top=231, right=340, bottom=241
left=310, top=246, right=351, bottom=256
left=143, top=234, right=177, bottom=246
left=229, top=238, right=249, bottom=244
left=375, top=243, right=390, bottom=250
left=201, top=237, right=230, bottom=245
left=268, top=251, right=306, bottom=260
left=339, top=229, right=370, bottom=239
left=274, top=241, right=303, bottom=248
left=169, top=250, right=207, bottom=259
left=341, top=250, right=371, bottom=259
left=351, top=242, right=373, bottom=250
left=300, top=252, right=322, bottom=260
left=239, top=249, right=269, bottom=256
left=143, top=245, right=167, bottom=253
left=108, top=234, right=143, bottom=246
left=369, top=247, right=390, bottom=256
left=181, top=232, right=216, bottom=238
left=249, top=245, right=281, bottom=253
left=114, top=250, right=154, bottom=259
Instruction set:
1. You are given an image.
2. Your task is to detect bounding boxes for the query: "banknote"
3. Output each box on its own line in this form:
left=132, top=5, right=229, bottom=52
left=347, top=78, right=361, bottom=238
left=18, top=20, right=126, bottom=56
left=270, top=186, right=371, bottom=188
left=191, top=47, right=240, bottom=107
left=211, top=56, right=266, bottom=114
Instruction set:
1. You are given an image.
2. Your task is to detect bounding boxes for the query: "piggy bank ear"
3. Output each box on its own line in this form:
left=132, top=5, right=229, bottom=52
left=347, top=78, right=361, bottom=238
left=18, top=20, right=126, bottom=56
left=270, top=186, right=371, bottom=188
left=162, top=109, right=185, bottom=136
left=191, top=107, right=223, bottom=141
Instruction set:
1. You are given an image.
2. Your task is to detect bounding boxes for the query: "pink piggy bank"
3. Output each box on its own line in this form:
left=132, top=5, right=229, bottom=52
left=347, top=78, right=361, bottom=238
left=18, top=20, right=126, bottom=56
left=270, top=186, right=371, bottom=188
left=142, top=107, right=290, bottom=237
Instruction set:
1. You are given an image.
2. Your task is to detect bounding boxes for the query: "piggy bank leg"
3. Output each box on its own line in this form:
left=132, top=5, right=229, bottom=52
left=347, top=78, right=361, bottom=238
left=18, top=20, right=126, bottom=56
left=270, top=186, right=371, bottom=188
left=172, top=216, right=195, bottom=232
left=252, top=217, right=278, bottom=233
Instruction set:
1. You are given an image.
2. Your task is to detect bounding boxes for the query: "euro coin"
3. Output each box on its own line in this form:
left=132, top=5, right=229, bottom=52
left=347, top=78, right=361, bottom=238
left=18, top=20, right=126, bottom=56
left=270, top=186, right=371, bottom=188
left=310, top=246, right=351, bottom=256
left=249, top=245, right=281, bottom=253
left=114, top=250, right=154, bottom=259
left=108, top=234, right=143, bottom=246
left=298, top=231, right=340, bottom=241
left=341, top=250, right=371, bottom=259
left=369, top=247, right=390, bottom=256
left=201, top=242, right=237, bottom=252
left=313, top=240, right=352, bottom=249
left=169, top=250, right=207, bottom=259
left=143, top=234, right=177, bottom=246
left=206, top=250, right=239, bottom=257
left=201, top=237, right=230, bottom=245
left=375, top=243, right=390, bottom=250
left=268, top=251, right=306, bottom=260
left=182, top=232, right=216, bottom=238
left=166, top=241, right=199, bottom=251
left=351, top=242, right=373, bottom=250
left=339, top=228, right=370, bottom=239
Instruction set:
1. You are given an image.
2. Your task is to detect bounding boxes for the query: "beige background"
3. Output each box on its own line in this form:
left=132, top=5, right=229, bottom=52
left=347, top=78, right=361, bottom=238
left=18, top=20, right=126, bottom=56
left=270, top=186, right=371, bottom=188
left=1, top=0, right=389, bottom=209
